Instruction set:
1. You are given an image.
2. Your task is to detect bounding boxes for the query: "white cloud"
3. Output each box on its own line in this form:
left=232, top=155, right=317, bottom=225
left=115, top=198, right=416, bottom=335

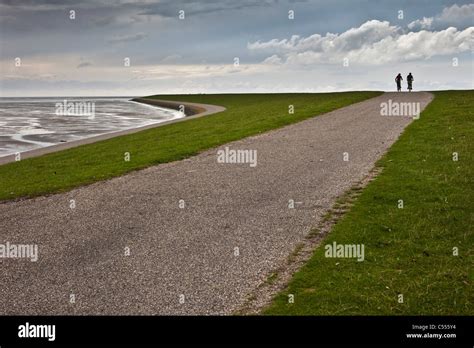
left=262, top=54, right=282, bottom=65
left=248, top=20, right=399, bottom=54
left=248, top=20, right=473, bottom=66
left=408, top=17, right=433, bottom=30
left=408, top=4, right=474, bottom=30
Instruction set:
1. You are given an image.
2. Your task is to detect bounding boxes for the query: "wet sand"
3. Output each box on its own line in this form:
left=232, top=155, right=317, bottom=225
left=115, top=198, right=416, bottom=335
left=0, top=99, right=225, bottom=165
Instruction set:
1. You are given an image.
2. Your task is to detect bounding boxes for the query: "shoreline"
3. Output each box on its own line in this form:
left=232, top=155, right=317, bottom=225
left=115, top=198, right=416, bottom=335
left=0, top=98, right=225, bottom=165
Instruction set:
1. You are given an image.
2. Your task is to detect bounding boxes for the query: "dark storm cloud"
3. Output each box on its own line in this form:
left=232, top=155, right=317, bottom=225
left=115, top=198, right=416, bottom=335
left=136, top=0, right=281, bottom=17
left=0, top=0, right=288, bottom=16
left=76, top=61, right=92, bottom=68
left=107, top=32, right=147, bottom=44
left=1, top=0, right=108, bottom=9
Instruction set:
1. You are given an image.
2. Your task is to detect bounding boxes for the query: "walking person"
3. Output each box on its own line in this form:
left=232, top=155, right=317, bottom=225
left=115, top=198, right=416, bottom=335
left=407, top=73, right=414, bottom=92
left=395, top=73, right=403, bottom=92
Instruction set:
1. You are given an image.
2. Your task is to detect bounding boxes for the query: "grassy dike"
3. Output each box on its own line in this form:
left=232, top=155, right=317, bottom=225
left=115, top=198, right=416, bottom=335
left=0, top=92, right=379, bottom=201
left=264, top=90, right=473, bottom=315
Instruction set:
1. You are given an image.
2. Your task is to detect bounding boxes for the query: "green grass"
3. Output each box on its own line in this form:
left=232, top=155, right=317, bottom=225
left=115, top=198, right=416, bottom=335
left=0, top=92, right=379, bottom=201
left=264, top=90, right=474, bottom=315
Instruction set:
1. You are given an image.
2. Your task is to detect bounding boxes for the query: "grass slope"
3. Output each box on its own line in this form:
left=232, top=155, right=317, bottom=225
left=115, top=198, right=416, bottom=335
left=264, top=90, right=473, bottom=315
left=0, top=92, right=379, bottom=201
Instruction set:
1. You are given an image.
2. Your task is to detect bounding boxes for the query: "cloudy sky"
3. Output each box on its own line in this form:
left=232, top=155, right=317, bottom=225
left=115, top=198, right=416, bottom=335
left=0, top=0, right=473, bottom=96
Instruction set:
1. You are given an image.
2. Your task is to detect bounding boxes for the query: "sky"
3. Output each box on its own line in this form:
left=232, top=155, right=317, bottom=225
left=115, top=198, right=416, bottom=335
left=0, top=0, right=473, bottom=96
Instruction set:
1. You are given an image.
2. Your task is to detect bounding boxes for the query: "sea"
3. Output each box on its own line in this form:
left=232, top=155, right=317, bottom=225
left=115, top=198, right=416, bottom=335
left=0, top=97, right=184, bottom=157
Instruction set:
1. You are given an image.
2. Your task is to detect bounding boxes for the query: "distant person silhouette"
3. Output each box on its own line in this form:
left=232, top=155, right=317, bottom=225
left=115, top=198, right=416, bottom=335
left=407, top=73, right=414, bottom=92
left=395, top=73, right=403, bottom=92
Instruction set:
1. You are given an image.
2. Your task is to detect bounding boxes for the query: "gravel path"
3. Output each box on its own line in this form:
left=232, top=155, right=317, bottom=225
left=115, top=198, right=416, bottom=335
left=0, top=92, right=433, bottom=315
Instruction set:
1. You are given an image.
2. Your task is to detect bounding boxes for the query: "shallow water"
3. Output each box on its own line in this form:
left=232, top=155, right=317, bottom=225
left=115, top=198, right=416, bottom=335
left=0, top=97, right=184, bottom=157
